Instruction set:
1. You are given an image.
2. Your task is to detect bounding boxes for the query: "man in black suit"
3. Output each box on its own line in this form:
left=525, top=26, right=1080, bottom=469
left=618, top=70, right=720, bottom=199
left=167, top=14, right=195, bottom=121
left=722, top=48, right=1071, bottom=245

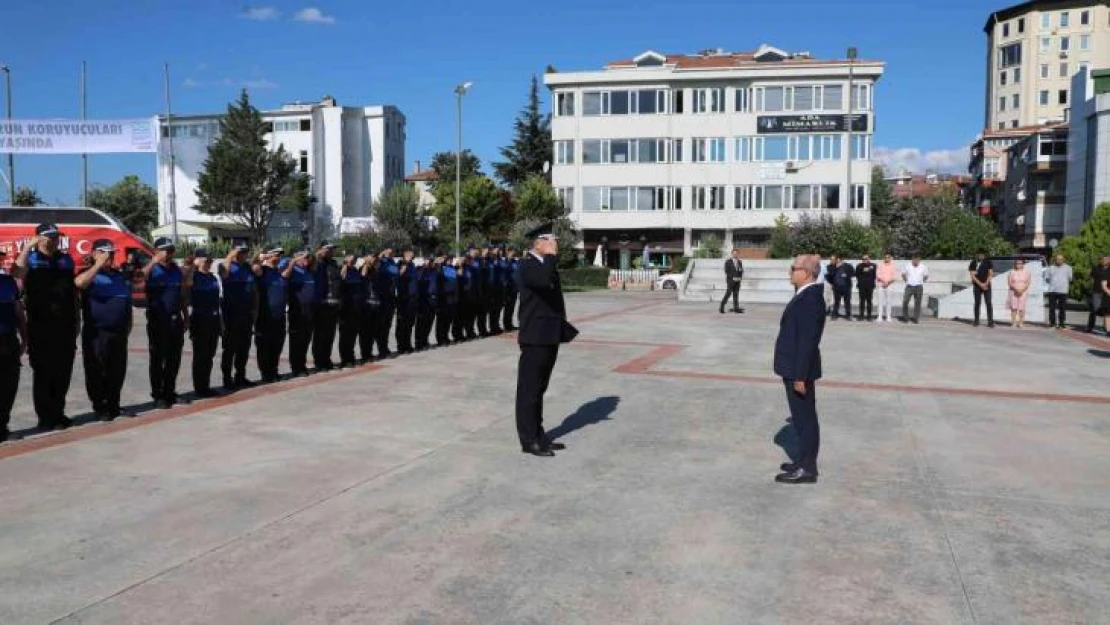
left=515, top=223, right=578, bottom=457
left=773, top=254, right=827, bottom=484
left=719, top=247, right=744, bottom=314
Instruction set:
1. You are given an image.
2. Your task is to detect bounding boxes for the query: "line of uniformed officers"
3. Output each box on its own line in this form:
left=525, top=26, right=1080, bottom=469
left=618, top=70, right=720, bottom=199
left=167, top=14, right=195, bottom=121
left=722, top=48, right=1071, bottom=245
left=0, top=221, right=521, bottom=442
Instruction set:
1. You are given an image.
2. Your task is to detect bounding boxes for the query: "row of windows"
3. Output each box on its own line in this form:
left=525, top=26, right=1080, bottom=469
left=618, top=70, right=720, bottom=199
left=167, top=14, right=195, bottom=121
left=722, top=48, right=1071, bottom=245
left=555, top=135, right=871, bottom=165
left=1000, top=9, right=1095, bottom=38
left=569, top=184, right=868, bottom=212
left=273, top=119, right=312, bottom=133
left=1000, top=88, right=1071, bottom=112
left=554, top=84, right=872, bottom=117
left=996, top=37, right=1092, bottom=73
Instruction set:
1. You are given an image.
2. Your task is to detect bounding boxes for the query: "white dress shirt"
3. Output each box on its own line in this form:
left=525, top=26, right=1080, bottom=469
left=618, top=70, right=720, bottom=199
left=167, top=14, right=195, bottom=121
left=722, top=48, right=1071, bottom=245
left=902, top=263, right=929, bottom=286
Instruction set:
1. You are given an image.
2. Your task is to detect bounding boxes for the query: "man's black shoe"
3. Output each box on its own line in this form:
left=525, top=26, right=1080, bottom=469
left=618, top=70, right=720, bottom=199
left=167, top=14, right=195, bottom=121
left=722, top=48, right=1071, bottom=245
left=235, top=378, right=258, bottom=388
left=522, top=443, right=555, bottom=457
left=780, top=462, right=798, bottom=472
left=732, top=308, right=744, bottom=313
left=98, top=412, right=116, bottom=422
left=775, top=468, right=818, bottom=484
left=154, top=399, right=172, bottom=410
left=988, top=322, right=995, bottom=328
left=2, top=428, right=23, bottom=442
left=114, top=408, right=137, bottom=418
left=54, top=416, right=74, bottom=430
left=541, top=440, right=566, bottom=451
left=194, top=389, right=220, bottom=399
left=223, top=377, right=235, bottom=390
left=719, top=308, right=725, bottom=315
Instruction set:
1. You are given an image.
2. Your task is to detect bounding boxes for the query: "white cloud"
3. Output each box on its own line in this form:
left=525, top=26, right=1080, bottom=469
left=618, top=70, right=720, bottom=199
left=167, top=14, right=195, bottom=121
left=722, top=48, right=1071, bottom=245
left=293, top=7, right=336, bottom=24
left=183, top=77, right=202, bottom=88
left=873, top=146, right=969, bottom=175
left=242, top=6, right=280, bottom=21
left=242, top=78, right=278, bottom=89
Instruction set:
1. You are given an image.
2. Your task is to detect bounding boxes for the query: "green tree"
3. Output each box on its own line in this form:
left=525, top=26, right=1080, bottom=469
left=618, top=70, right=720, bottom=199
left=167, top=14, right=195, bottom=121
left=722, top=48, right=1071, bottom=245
left=513, top=175, right=564, bottom=222
left=85, top=175, right=158, bottom=239
left=693, top=233, right=725, bottom=259
left=371, top=183, right=427, bottom=246
left=790, top=213, right=837, bottom=256
left=429, top=150, right=482, bottom=194
left=1056, top=203, right=1110, bottom=300
left=194, top=89, right=300, bottom=243
left=768, top=214, right=792, bottom=259
left=494, top=76, right=553, bottom=187
left=869, top=165, right=897, bottom=232
left=278, top=172, right=312, bottom=214
left=12, top=186, right=43, bottom=207
left=926, top=209, right=1015, bottom=259
left=432, top=176, right=511, bottom=243
left=830, top=216, right=883, bottom=258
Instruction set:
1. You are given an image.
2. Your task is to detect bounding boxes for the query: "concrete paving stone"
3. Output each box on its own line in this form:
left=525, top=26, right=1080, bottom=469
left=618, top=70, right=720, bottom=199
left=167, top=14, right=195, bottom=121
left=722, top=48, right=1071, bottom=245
left=0, top=292, right=1107, bottom=624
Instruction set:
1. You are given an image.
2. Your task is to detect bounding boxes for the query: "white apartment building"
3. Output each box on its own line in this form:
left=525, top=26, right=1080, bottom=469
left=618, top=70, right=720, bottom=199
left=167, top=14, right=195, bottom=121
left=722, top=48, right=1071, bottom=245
left=155, top=96, right=406, bottom=242
left=545, top=45, right=883, bottom=263
left=1065, top=66, right=1110, bottom=233
left=984, top=0, right=1110, bottom=132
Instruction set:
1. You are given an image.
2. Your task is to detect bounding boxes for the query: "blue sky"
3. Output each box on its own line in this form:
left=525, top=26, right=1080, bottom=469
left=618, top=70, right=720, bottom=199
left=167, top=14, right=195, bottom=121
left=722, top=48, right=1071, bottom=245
left=2, top=0, right=998, bottom=205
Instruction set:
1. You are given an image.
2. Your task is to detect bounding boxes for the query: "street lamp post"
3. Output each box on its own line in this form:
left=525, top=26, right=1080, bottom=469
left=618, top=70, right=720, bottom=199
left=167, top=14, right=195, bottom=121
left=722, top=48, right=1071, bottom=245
left=454, top=81, right=473, bottom=257
left=846, top=47, right=857, bottom=212
left=1, top=64, right=13, bottom=205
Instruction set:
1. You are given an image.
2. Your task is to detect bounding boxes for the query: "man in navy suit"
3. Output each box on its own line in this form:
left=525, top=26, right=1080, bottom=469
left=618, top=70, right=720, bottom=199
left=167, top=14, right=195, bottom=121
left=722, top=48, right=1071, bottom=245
left=773, top=254, right=827, bottom=484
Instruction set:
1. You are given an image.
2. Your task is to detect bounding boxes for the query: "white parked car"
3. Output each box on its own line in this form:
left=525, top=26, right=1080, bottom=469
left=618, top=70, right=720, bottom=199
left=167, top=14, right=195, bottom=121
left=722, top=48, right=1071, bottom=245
left=655, top=272, right=686, bottom=291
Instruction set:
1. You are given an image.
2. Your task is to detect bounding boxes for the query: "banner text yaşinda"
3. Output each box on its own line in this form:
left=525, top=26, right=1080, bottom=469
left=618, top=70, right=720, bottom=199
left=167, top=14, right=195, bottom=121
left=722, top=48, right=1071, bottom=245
left=0, top=117, right=158, bottom=154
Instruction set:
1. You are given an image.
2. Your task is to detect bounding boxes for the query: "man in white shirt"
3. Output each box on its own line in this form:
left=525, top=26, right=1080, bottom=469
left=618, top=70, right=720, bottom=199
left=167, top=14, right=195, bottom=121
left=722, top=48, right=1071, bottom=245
left=900, top=253, right=928, bottom=324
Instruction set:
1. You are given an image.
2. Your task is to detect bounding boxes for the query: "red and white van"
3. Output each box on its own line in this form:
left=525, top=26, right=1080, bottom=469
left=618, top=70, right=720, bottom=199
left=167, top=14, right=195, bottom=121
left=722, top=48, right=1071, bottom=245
left=0, top=206, right=155, bottom=302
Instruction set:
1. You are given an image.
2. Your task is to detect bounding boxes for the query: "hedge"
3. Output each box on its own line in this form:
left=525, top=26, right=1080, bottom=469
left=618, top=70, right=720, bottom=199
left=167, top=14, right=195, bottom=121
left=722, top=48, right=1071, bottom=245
left=560, top=267, right=610, bottom=288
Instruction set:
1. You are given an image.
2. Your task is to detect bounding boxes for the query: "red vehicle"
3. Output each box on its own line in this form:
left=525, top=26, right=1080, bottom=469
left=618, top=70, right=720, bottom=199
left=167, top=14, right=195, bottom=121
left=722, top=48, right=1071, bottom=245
left=0, top=206, right=155, bottom=303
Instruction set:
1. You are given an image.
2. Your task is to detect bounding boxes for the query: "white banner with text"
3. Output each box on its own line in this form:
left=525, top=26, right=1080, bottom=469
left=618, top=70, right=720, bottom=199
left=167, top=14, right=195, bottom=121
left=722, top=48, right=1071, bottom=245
left=0, top=117, right=158, bottom=154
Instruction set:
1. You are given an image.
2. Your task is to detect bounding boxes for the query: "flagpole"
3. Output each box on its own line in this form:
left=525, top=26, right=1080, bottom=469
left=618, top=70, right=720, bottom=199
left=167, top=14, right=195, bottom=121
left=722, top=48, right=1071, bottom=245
left=163, top=62, right=179, bottom=243
left=80, top=60, right=88, bottom=206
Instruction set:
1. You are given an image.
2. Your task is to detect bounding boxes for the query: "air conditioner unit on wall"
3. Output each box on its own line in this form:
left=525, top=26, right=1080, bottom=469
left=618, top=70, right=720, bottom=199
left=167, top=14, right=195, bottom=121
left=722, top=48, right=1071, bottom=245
left=1060, top=51, right=1069, bottom=58
left=785, top=161, right=797, bottom=171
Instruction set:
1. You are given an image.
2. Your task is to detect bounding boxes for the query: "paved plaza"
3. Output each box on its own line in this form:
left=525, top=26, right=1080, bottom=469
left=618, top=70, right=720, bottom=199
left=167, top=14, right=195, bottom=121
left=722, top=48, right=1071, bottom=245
left=1, top=292, right=1108, bottom=624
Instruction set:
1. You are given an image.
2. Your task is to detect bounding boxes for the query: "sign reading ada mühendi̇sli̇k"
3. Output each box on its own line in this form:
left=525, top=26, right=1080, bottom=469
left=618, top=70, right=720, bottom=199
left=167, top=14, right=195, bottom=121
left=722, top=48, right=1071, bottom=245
left=0, top=118, right=158, bottom=154
left=756, top=114, right=870, bottom=134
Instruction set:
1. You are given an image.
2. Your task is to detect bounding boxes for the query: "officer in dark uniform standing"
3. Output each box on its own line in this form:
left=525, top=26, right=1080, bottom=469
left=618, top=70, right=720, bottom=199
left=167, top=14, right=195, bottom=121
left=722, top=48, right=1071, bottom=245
left=474, top=245, right=490, bottom=338
left=0, top=250, right=28, bottom=441
left=13, top=223, right=78, bottom=430
left=358, top=250, right=381, bottom=361
left=313, top=241, right=341, bottom=371
left=219, top=244, right=257, bottom=389
left=254, top=245, right=292, bottom=383
left=487, top=244, right=504, bottom=335
left=395, top=246, right=417, bottom=354
left=337, top=249, right=365, bottom=368
left=182, top=249, right=222, bottom=398
left=288, top=248, right=317, bottom=377
left=414, top=253, right=439, bottom=351
left=502, top=246, right=520, bottom=331
left=437, top=252, right=459, bottom=346
left=76, top=239, right=134, bottom=421
left=143, top=237, right=187, bottom=409
left=515, top=223, right=577, bottom=457
left=451, top=254, right=470, bottom=342
left=374, top=244, right=398, bottom=358
left=459, top=246, right=479, bottom=340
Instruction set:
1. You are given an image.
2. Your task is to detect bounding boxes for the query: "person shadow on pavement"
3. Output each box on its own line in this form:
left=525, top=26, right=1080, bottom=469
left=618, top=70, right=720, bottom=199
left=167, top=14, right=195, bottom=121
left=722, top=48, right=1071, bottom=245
left=774, top=421, right=800, bottom=464
left=546, top=396, right=620, bottom=441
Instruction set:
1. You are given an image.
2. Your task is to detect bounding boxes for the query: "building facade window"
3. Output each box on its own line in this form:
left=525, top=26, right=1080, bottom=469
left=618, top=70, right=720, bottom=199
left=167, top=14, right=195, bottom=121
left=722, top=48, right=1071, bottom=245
left=1041, top=63, right=1049, bottom=78
left=1001, top=70, right=1008, bottom=85
left=582, top=91, right=606, bottom=116
left=1018, top=17, right=1025, bottom=32
left=1061, top=36, right=1070, bottom=51
left=1059, top=89, right=1068, bottom=105
left=556, top=92, right=575, bottom=116
left=734, top=87, right=750, bottom=112
left=1060, top=61, right=1069, bottom=77
left=851, top=135, right=871, bottom=160
left=999, top=42, right=1022, bottom=68
left=1003, top=22, right=1010, bottom=37
left=298, top=150, right=309, bottom=174
left=554, top=140, right=575, bottom=164
left=753, top=185, right=785, bottom=210
left=984, top=157, right=1000, bottom=177
left=759, top=86, right=786, bottom=111
left=582, top=139, right=604, bottom=163
left=734, top=185, right=750, bottom=210
left=851, top=184, right=867, bottom=210
left=692, top=137, right=727, bottom=162
left=851, top=84, right=871, bottom=110
left=1080, top=34, right=1091, bottom=50
left=999, top=96, right=1007, bottom=111
left=819, top=184, right=841, bottom=209
left=1081, top=10, right=1089, bottom=25
left=1040, top=37, right=1051, bottom=52
left=555, top=187, right=574, bottom=212
left=692, top=185, right=726, bottom=210
left=1060, top=11, right=1069, bottom=27
left=1012, top=94, right=1020, bottom=109
left=1014, top=67, right=1021, bottom=83
left=692, top=87, right=726, bottom=113
left=1041, top=13, right=1050, bottom=29
left=1040, top=89, right=1050, bottom=105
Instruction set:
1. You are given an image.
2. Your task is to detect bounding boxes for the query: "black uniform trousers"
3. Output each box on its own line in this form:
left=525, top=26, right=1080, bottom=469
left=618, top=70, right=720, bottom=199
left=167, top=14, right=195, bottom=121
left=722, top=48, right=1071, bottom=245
left=288, top=309, right=314, bottom=374
left=359, top=306, right=379, bottom=360
left=719, top=281, right=740, bottom=312
left=376, top=302, right=396, bottom=356
left=83, top=326, right=128, bottom=416
left=0, top=334, right=21, bottom=432
left=190, top=315, right=220, bottom=393
left=973, top=286, right=994, bottom=324
left=488, top=287, right=504, bottom=334
left=462, top=294, right=479, bottom=339
left=858, top=287, right=874, bottom=319
left=337, top=304, right=363, bottom=365
left=28, top=319, right=76, bottom=426
left=396, top=302, right=416, bottom=353
left=255, top=314, right=286, bottom=382
left=475, top=292, right=489, bottom=337
left=502, top=289, right=518, bottom=330
left=221, top=314, right=253, bottom=383
left=515, top=344, right=560, bottom=447
left=1047, top=293, right=1067, bottom=326
left=415, top=307, right=435, bottom=350
left=147, top=315, right=185, bottom=402
left=783, top=379, right=819, bottom=474
left=313, top=303, right=339, bottom=368
left=452, top=298, right=468, bottom=342
left=436, top=301, right=456, bottom=345
left=832, top=288, right=852, bottom=318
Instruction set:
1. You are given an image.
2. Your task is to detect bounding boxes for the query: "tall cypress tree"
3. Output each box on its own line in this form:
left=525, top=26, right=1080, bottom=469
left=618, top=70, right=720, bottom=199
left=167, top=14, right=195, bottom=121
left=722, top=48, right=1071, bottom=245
left=493, top=76, right=552, bottom=188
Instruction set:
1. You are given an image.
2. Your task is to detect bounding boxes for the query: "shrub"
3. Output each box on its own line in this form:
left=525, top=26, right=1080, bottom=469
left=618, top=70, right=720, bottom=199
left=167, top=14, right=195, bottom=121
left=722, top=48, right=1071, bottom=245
left=693, top=233, right=724, bottom=259
left=1056, top=202, right=1110, bottom=300
left=673, top=256, right=691, bottom=273
left=768, top=214, right=792, bottom=259
left=560, top=267, right=610, bottom=289
left=927, top=210, right=1015, bottom=259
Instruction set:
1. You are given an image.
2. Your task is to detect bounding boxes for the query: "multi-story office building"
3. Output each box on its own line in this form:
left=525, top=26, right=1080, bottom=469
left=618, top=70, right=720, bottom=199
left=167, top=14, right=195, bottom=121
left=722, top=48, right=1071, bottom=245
left=155, top=96, right=406, bottom=242
left=1065, top=66, right=1110, bottom=233
left=999, top=125, right=1070, bottom=247
left=984, top=0, right=1110, bottom=132
left=545, top=45, right=883, bottom=264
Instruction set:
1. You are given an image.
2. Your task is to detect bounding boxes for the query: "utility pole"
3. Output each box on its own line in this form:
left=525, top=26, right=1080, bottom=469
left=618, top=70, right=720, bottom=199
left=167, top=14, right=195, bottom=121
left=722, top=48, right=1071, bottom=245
left=81, top=61, right=88, bottom=205
left=163, top=63, right=179, bottom=243
left=846, top=47, right=857, bottom=211
left=1, top=64, right=13, bottom=204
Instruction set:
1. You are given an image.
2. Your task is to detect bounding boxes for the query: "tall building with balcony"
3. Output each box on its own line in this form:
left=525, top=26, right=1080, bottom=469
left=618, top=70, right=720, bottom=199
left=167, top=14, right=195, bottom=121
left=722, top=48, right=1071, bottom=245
left=155, top=96, right=406, bottom=243
left=999, top=125, right=1070, bottom=247
left=984, top=0, right=1110, bottom=132
left=544, top=45, right=883, bottom=264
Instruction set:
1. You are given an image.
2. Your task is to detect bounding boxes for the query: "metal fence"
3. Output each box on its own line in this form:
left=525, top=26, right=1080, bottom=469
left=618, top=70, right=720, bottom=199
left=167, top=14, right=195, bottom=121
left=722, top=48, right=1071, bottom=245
left=608, top=269, right=660, bottom=284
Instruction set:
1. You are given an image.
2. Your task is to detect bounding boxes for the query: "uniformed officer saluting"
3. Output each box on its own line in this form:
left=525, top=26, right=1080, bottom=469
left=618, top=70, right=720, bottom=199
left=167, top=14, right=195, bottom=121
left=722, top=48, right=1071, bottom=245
left=313, top=241, right=341, bottom=371
left=373, top=244, right=398, bottom=358
left=337, top=249, right=365, bottom=368
left=502, top=246, right=520, bottom=332
left=395, top=246, right=417, bottom=354
left=515, top=222, right=578, bottom=457
left=12, top=223, right=78, bottom=431
left=219, top=243, right=257, bottom=389
left=254, top=245, right=292, bottom=383
left=437, top=252, right=460, bottom=346
left=75, top=239, right=134, bottom=421
left=0, top=250, right=29, bottom=442
left=358, top=249, right=381, bottom=362
left=182, top=248, right=222, bottom=398
left=287, top=248, right=317, bottom=377
left=143, top=237, right=187, bottom=409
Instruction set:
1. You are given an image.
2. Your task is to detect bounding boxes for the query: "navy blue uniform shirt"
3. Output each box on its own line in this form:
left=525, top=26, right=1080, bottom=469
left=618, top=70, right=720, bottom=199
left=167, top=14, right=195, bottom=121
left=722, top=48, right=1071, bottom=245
left=85, top=269, right=132, bottom=330
left=0, top=274, right=20, bottom=335
left=146, top=263, right=184, bottom=319
left=189, top=272, right=221, bottom=321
